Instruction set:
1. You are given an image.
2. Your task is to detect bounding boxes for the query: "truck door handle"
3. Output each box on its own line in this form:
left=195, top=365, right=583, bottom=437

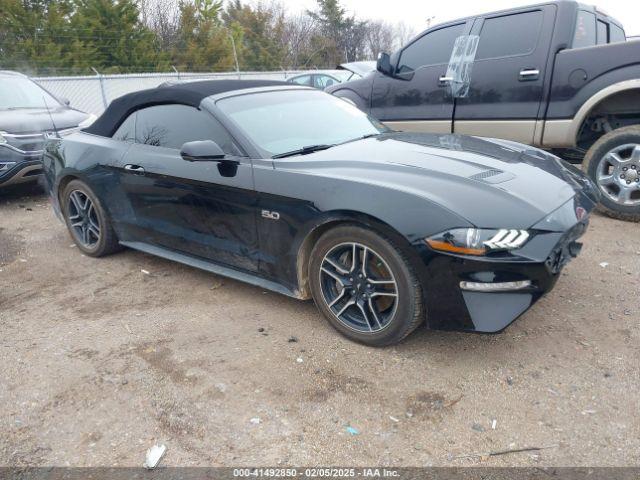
left=439, top=76, right=454, bottom=86
left=519, top=69, right=540, bottom=81
left=124, top=164, right=145, bottom=174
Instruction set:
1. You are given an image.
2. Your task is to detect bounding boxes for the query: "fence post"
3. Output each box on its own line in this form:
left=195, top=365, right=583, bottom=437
left=91, top=67, right=108, bottom=108
left=171, top=65, right=181, bottom=81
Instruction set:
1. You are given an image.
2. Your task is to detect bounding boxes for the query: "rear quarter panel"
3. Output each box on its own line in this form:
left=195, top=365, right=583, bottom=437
left=43, top=132, right=131, bottom=226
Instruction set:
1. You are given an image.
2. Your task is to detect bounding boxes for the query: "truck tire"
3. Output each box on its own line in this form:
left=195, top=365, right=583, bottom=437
left=583, top=126, right=640, bottom=222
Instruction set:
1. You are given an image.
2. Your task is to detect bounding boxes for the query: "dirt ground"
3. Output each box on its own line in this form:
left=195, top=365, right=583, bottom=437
left=0, top=184, right=638, bottom=468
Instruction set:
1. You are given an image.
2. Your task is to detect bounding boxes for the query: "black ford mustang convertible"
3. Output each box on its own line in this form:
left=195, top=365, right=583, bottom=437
left=43, top=80, right=599, bottom=346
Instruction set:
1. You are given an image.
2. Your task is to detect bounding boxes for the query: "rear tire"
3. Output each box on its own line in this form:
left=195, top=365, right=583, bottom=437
left=61, top=179, right=121, bottom=257
left=308, top=225, right=424, bottom=347
left=583, top=126, right=640, bottom=222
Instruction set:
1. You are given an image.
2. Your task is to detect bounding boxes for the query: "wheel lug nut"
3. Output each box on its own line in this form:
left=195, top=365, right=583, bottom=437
left=621, top=174, right=626, bottom=178
left=627, top=180, right=631, bottom=184
left=623, top=167, right=628, bottom=171
left=632, top=165, right=637, bottom=170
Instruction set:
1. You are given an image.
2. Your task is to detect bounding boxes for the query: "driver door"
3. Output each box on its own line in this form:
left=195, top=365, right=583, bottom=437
left=115, top=104, right=260, bottom=271
left=370, top=21, right=471, bottom=133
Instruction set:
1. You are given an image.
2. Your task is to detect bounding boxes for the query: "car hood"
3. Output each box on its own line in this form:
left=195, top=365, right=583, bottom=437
left=0, top=106, right=88, bottom=134
left=275, top=132, right=598, bottom=230
left=337, top=61, right=376, bottom=77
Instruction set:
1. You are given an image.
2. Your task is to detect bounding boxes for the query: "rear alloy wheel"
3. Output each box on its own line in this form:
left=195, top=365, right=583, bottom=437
left=309, top=225, right=424, bottom=346
left=67, top=190, right=101, bottom=248
left=584, top=126, right=640, bottom=222
left=61, top=179, right=121, bottom=257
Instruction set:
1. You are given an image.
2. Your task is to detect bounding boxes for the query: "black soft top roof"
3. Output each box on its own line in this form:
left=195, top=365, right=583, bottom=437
left=84, top=79, right=288, bottom=137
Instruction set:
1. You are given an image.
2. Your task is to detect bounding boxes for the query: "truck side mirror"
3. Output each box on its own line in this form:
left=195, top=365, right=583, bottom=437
left=376, top=52, right=393, bottom=77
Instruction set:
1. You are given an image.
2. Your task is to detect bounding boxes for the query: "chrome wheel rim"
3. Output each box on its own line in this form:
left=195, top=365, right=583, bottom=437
left=319, top=242, right=398, bottom=333
left=596, top=143, right=640, bottom=206
left=67, top=190, right=101, bottom=248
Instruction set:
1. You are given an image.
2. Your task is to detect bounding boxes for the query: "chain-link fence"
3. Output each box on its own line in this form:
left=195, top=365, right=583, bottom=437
left=33, top=70, right=339, bottom=115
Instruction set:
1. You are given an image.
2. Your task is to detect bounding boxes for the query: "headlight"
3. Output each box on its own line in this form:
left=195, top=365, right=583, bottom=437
left=0, top=132, right=6, bottom=144
left=78, top=114, right=97, bottom=129
left=426, top=228, right=530, bottom=256
left=0, top=162, right=17, bottom=172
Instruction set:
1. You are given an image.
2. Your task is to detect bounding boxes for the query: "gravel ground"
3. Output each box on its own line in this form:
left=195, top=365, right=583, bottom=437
left=0, top=184, right=638, bottom=467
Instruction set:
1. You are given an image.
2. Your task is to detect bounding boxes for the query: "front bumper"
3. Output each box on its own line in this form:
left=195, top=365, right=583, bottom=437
left=415, top=214, right=589, bottom=333
left=0, top=158, right=43, bottom=187
left=0, top=136, right=45, bottom=187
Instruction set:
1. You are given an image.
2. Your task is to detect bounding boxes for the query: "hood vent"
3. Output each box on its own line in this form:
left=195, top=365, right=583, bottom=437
left=469, top=169, right=515, bottom=184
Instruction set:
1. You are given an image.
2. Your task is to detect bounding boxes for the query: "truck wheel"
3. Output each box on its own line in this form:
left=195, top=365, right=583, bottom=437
left=583, top=126, right=640, bottom=222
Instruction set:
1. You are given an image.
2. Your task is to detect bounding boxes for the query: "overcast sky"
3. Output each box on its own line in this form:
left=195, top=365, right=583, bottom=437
left=285, top=0, right=640, bottom=37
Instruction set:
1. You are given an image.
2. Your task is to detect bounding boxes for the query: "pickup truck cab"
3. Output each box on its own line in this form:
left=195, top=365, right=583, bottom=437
left=327, top=1, right=640, bottom=221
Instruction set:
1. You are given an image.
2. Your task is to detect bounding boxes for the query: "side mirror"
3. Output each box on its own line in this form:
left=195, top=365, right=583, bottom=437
left=180, top=140, right=226, bottom=162
left=376, top=52, right=393, bottom=77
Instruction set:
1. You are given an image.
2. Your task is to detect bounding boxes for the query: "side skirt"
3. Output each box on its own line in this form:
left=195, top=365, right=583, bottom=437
left=120, top=241, right=303, bottom=299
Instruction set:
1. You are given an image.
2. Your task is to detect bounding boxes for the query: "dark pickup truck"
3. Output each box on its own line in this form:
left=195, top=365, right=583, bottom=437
left=327, top=1, right=640, bottom=221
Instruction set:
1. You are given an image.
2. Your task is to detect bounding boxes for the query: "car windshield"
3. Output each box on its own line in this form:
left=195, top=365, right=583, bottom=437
left=0, top=77, right=61, bottom=110
left=217, top=89, right=387, bottom=157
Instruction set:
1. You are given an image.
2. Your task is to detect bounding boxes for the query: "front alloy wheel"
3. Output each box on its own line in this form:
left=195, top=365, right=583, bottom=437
left=309, top=225, right=424, bottom=346
left=595, top=144, right=640, bottom=207
left=320, top=242, right=398, bottom=333
left=584, top=125, right=640, bottom=222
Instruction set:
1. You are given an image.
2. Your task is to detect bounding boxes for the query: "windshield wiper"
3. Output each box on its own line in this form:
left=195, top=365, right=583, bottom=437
left=272, top=144, right=335, bottom=159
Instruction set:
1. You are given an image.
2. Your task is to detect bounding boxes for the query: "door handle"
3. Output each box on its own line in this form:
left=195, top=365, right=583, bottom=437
left=519, top=68, right=540, bottom=81
left=123, top=164, right=145, bottom=174
left=439, top=76, right=454, bottom=86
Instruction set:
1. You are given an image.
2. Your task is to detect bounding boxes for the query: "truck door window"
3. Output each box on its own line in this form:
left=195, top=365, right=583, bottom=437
left=475, top=10, right=543, bottom=60
left=596, top=20, right=608, bottom=44
left=573, top=10, right=596, bottom=48
left=396, top=23, right=465, bottom=73
left=610, top=24, right=626, bottom=43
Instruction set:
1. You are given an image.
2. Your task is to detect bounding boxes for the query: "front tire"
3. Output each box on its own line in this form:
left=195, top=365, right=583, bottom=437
left=61, top=179, right=121, bottom=257
left=583, top=126, right=640, bottom=222
left=309, top=225, right=424, bottom=347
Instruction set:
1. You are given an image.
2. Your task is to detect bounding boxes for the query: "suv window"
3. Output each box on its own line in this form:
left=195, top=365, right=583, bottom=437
left=397, top=23, right=465, bottom=73
left=573, top=10, right=596, bottom=48
left=135, top=104, right=240, bottom=154
left=112, top=112, right=136, bottom=143
left=596, top=20, right=608, bottom=44
left=476, top=10, right=543, bottom=60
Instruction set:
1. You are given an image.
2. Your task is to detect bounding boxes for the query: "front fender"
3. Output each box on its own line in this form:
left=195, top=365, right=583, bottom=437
left=253, top=161, right=470, bottom=295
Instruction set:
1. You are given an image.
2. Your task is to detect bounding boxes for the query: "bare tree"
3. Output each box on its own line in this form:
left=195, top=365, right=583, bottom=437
left=280, top=12, right=318, bottom=69
left=393, top=21, right=416, bottom=50
left=136, top=0, right=181, bottom=52
left=365, top=20, right=395, bottom=59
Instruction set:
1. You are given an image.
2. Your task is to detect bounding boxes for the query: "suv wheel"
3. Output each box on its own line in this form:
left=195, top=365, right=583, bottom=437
left=309, top=225, right=424, bottom=347
left=583, top=126, right=640, bottom=222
